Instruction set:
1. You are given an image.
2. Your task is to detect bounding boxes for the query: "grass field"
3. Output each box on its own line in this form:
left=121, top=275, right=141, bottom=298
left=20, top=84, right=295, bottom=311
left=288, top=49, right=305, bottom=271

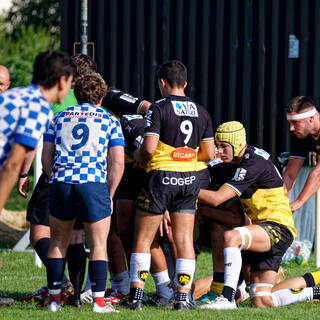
left=0, top=246, right=319, bottom=319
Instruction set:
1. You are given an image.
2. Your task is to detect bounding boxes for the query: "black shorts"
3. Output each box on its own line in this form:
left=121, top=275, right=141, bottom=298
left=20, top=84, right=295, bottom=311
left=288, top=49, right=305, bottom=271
left=115, top=163, right=146, bottom=200
left=242, top=221, right=294, bottom=272
left=26, top=172, right=84, bottom=229
left=197, top=168, right=211, bottom=189
left=135, top=170, right=199, bottom=214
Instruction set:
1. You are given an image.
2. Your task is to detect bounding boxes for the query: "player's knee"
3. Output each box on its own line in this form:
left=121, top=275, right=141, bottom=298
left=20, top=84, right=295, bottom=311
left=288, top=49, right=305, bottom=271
left=223, top=229, right=239, bottom=247
left=250, top=283, right=274, bottom=308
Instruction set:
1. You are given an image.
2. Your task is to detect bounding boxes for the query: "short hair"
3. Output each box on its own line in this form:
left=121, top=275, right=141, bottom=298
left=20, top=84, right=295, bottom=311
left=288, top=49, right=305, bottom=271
left=286, top=96, right=316, bottom=113
left=72, top=54, right=97, bottom=82
left=157, top=60, right=187, bottom=88
left=74, top=73, right=107, bottom=105
left=32, top=50, right=74, bottom=89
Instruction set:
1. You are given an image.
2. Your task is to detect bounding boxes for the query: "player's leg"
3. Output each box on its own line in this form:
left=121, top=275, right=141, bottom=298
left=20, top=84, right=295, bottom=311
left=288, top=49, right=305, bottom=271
left=170, top=212, right=196, bottom=309
left=107, top=214, right=130, bottom=301
left=129, top=210, right=163, bottom=309
left=47, top=215, right=74, bottom=312
left=66, top=228, right=86, bottom=307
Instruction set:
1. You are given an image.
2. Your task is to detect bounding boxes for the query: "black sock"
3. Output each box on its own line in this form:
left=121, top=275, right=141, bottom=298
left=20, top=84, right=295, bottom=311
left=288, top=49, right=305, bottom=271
left=66, top=243, right=87, bottom=300
left=34, top=238, right=50, bottom=267
left=222, top=286, right=235, bottom=302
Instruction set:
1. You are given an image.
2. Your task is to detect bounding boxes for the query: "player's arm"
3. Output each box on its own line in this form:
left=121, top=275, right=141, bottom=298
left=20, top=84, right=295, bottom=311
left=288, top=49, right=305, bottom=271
left=197, top=140, right=215, bottom=161
left=0, top=143, right=29, bottom=211
left=290, top=156, right=320, bottom=211
left=198, top=185, right=237, bottom=207
left=107, top=145, right=125, bottom=199
left=135, top=135, right=159, bottom=168
left=17, top=149, right=37, bottom=197
left=282, top=158, right=304, bottom=192
left=41, top=141, right=55, bottom=178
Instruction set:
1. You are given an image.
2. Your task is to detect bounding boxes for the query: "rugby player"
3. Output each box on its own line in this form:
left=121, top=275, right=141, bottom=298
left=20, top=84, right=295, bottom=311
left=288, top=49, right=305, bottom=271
left=42, top=73, right=125, bottom=313
left=282, top=96, right=320, bottom=211
left=0, top=51, right=74, bottom=307
left=128, top=60, right=215, bottom=310
left=198, top=121, right=297, bottom=310
left=194, top=160, right=250, bottom=305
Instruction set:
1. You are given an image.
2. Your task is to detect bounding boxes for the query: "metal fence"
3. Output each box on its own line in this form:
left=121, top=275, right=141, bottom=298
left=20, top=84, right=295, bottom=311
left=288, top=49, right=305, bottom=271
left=61, top=0, right=320, bottom=162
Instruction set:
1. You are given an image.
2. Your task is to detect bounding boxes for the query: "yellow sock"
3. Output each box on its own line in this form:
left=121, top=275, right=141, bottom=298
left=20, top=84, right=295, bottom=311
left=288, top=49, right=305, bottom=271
left=311, top=270, right=320, bottom=286
left=210, top=281, right=224, bottom=296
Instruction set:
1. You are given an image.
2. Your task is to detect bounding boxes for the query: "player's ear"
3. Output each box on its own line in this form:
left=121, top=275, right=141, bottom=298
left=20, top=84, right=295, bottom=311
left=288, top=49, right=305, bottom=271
left=183, top=81, right=187, bottom=89
left=58, top=75, right=67, bottom=90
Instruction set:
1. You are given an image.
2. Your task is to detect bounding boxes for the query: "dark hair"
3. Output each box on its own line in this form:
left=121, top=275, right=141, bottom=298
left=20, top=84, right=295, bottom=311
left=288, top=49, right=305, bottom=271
left=286, top=96, right=316, bottom=113
left=157, top=60, right=187, bottom=88
left=71, top=54, right=97, bottom=81
left=32, top=50, right=74, bottom=88
left=74, top=73, right=107, bottom=105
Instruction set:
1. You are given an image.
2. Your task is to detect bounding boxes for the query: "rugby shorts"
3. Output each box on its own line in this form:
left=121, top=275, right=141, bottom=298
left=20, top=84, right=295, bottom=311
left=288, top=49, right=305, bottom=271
left=135, top=170, right=199, bottom=214
left=242, top=221, right=293, bottom=272
left=49, top=182, right=111, bottom=223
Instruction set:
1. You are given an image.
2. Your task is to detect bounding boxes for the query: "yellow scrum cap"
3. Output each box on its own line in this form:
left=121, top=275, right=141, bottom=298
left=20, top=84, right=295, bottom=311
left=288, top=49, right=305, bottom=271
left=215, top=121, right=246, bottom=157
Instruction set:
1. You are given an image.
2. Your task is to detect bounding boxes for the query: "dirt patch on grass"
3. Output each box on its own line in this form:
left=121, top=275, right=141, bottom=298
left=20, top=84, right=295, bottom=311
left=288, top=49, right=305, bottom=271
left=0, top=209, right=29, bottom=243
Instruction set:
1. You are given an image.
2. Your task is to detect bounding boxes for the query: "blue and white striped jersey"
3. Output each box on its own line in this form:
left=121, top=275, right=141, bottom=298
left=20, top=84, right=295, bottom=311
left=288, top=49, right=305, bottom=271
left=0, top=84, right=52, bottom=166
left=44, top=103, right=125, bottom=184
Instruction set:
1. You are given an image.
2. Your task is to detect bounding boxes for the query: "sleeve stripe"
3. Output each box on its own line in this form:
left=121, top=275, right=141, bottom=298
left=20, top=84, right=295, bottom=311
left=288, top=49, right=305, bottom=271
left=289, top=155, right=306, bottom=159
left=144, top=132, right=160, bottom=138
left=201, top=137, right=215, bottom=142
left=224, top=183, right=241, bottom=196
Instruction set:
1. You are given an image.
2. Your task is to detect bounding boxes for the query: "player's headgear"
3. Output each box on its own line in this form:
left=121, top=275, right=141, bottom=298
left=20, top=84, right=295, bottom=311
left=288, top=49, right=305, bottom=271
left=215, top=121, right=246, bottom=157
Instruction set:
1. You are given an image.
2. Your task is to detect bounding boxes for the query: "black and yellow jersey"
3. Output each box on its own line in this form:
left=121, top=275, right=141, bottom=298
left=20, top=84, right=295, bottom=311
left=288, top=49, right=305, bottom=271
left=289, top=132, right=320, bottom=159
left=223, top=145, right=296, bottom=238
left=121, top=114, right=145, bottom=163
left=144, top=95, right=214, bottom=173
left=103, top=86, right=149, bottom=118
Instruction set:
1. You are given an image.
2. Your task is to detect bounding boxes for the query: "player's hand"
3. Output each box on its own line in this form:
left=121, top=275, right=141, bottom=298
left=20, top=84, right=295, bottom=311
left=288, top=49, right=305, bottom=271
left=290, top=199, right=303, bottom=212
left=17, top=176, right=29, bottom=198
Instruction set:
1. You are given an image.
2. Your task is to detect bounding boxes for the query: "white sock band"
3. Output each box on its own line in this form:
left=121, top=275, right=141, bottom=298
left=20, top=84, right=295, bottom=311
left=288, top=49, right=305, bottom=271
left=92, top=291, right=105, bottom=298
left=175, top=258, right=195, bottom=289
left=286, top=108, right=317, bottom=120
left=234, top=227, right=252, bottom=250
left=130, top=253, right=151, bottom=284
left=152, top=270, right=171, bottom=286
left=250, top=283, right=273, bottom=298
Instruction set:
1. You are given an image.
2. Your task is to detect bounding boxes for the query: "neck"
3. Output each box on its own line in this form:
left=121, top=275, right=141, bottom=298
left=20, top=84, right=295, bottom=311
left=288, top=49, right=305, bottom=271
left=36, top=84, right=58, bottom=104
left=166, top=87, right=185, bottom=97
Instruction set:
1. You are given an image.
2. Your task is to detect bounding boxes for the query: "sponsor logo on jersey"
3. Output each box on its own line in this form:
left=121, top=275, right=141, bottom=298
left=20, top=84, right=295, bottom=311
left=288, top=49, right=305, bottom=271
left=254, top=147, right=270, bottom=160
left=290, top=288, right=304, bottom=294
left=123, top=114, right=143, bottom=121
left=120, top=93, right=139, bottom=104
left=134, top=136, right=143, bottom=149
left=146, top=110, right=152, bottom=127
left=162, top=175, right=196, bottom=186
left=172, top=101, right=199, bottom=117
left=177, top=273, right=191, bottom=286
left=138, top=270, right=149, bottom=282
left=64, top=111, right=103, bottom=119
left=232, top=168, right=247, bottom=181
left=171, top=147, right=196, bottom=161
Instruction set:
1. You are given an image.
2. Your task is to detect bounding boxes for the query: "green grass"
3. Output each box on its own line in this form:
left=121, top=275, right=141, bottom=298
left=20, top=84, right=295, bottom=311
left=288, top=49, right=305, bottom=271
left=0, top=247, right=319, bottom=319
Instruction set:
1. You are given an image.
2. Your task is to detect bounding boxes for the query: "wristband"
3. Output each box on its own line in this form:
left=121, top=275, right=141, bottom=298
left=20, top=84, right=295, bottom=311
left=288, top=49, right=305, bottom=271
left=19, top=173, right=28, bottom=178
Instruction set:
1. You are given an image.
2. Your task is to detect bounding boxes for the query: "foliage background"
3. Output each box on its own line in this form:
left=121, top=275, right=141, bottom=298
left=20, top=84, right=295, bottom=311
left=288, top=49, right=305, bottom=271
left=0, top=0, right=60, bottom=88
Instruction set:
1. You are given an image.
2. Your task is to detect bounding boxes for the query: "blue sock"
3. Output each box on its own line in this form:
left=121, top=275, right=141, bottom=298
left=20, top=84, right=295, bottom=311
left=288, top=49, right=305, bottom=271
left=89, top=260, right=108, bottom=293
left=47, top=257, right=66, bottom=291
